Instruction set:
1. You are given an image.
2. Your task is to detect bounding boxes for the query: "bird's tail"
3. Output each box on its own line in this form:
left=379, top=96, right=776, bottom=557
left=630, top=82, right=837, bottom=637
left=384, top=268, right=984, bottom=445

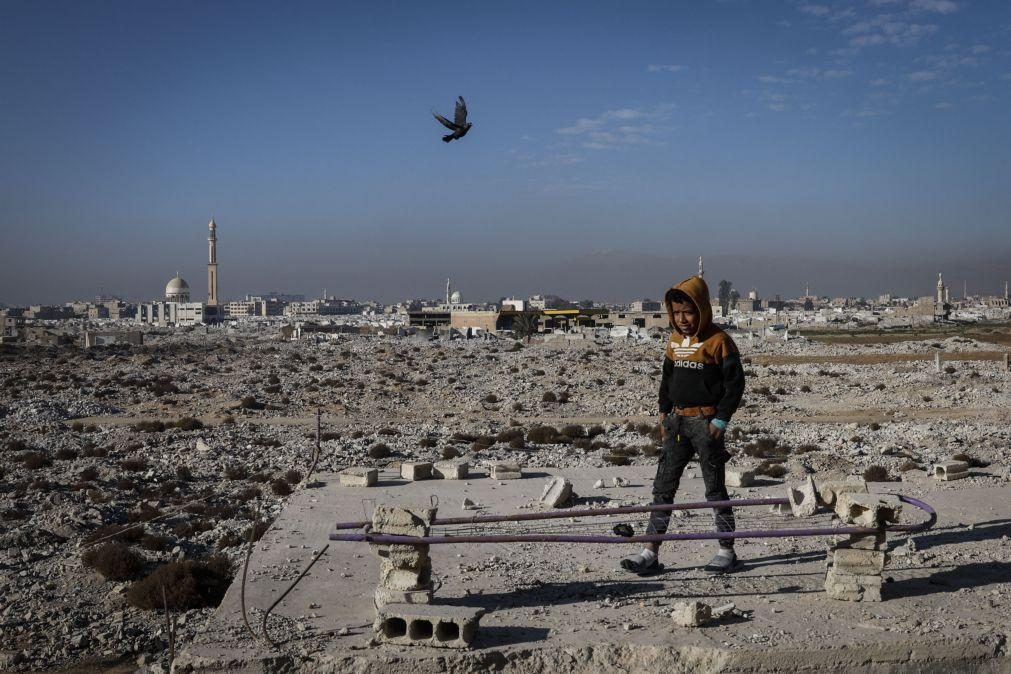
left=442, top=134, right=454, bottom=143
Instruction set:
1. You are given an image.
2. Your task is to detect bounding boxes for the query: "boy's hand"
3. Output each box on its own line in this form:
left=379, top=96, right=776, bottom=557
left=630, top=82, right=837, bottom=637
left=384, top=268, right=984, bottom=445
left=708, top=423, right=724, bottom=441
left=659, top=413, right=668, bottom=440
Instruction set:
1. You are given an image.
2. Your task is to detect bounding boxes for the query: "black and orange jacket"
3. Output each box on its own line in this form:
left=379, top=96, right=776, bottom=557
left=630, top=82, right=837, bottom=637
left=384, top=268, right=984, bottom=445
left=658, top=276, right=745, bottom=423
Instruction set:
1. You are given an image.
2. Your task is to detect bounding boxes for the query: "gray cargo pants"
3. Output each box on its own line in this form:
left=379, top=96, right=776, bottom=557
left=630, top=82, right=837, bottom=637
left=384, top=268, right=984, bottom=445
left=646, top=414, right=736, bottom=549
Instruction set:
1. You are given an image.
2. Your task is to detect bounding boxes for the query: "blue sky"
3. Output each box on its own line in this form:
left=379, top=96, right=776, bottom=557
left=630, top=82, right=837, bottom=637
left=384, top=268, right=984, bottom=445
left=1, top=0, right=1009, bottom=304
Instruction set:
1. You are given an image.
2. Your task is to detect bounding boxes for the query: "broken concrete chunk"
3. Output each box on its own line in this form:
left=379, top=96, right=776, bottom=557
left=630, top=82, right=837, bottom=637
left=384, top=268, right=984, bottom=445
left=933, top=460, right=969, bottom=481
left=824, top=568, right=883, bottom=602
left=593, top=479, right=605, bottom=489
left=831, top=531, right=887, bottom=550
left=834, top=493, right=902, bottom=528
left=374, top=543, right=429, bottom=569
left=375, top=603, right=485, bottom=648
left=787, top=476, right=819, bottom=517
left=339, top=467, right=378, bottom=488
left=671, top=600, right=712, bottom=628
left=489, top=462, right=522, bottom=480
left=378, top=559, right=433, bottom=591
left=195, top=437, right=211, bottom=452
left=372, top=504, right=437, bottom=537
left=401, top=462, right=433, bottom=481
left=612, top=476, right=630, bottom=488
left=433, top=460, right=469, bottom=480
left=725, top=468, right=755, bottom=488
left=815, top=478, right=868, bottom=507
left=540, top=476, right=574, bottom=508
left=374, top=587, right=432, bottom=608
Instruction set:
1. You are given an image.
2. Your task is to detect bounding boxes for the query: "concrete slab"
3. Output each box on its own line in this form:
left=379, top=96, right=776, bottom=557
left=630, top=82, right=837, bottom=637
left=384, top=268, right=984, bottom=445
left=176, top=467, right=1011, bottom=673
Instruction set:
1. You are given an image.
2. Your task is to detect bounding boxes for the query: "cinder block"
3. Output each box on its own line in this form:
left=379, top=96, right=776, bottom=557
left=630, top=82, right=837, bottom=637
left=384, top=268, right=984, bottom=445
left=833, top=548, right=886, bottom=575
left=401, top=462, right=433, bottom=481
left=379, top=559, right=432, bottom=591
left=374, top=587, right=432, bottom=607
left=375, top=604, right=486, bottom=648
left=540, top=476, right=573, bottom=508
left=831, top=531, right=887, bottom=550
left=788, top=476, right=819, bottom=517
left=339, top=467, right=378, bottom=487
left=933, top=461, right=969, bottom=481
left=490, top=462, right=522, bottom=480
left=725, top=469, right=755, bottom=488
left=815, top=478, right=867, bottom=507
left=834, top=493, right=902, bottom=528
left=373, top=543, right=429, bottom=569
left=825, top=568, right=882, bottom=602
left=372, top=504, right=437, bottom=537
left=433, top=460, right=469, bottom=480
left=671, top=601, right=712, bottom=628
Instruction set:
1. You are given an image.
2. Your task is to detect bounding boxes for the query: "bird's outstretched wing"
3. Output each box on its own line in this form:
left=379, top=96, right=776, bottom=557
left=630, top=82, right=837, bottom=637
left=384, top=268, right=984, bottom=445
left=433, top=112, right=459, bottom=131
left=454, top=96, right=468, bottom=126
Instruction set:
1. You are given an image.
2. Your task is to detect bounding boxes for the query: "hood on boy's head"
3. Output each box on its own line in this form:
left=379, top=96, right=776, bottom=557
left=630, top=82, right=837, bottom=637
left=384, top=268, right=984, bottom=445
left=665, top=275, right=713, bottom=337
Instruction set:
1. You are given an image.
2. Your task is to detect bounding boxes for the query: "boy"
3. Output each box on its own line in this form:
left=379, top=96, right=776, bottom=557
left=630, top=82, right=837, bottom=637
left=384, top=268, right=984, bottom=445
left=621, top=275, right=746, bottom=576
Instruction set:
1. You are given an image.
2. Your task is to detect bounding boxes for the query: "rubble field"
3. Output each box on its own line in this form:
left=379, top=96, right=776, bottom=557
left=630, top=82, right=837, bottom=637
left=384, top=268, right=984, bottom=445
left=0, top=328, right=1009, bottom=673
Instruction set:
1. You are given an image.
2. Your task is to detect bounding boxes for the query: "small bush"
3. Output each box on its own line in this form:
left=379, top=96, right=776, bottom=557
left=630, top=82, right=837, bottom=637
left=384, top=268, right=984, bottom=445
left=943, top=365, right=956, bottom=374
left=560, top=424, right=585, bottom=439
left=922, top=395, right=933, bottom=402
left=140, top=534, right=173, bottom=552
left=615, top=378, right=626, bottom=387
left=495, top=428, right=525, bottom=444
left=377, top=427, right=399, bottom=436
left=873, top=383, right=886, bottom=391
left=441, top=446, right=461, bottom=460
left=587, top=425, right=606, bottom=438
left=55, top=448, right=78, bottom=461
left=508, top=436, right=526, bottom=449
left=603, top=454, right=630, bottom=466
left=483, top=394, right=499, bottom=404
left=126, top=556, right=232, bottom=610
left=239, top=396, right=265, bottom=410
left=78, top=466, right=100, bottom=481
left=176, top=465, right=193, bottom=481
left=222, top=464, right=248, bottom=480
left=541, top=391, right=557, bottom=403
left=217, top=531, right=244, bottom=550
left=368, top=443, right=391, bottom=459
left=82, top=543, right=145, bottom=581
left=527, top=425, right=558, bottom=444
left=234, top=486, right=261, bottom=502
left=863, top=465, right=890, bottom=482
left=558, top=391, right=570, bottom=403
left=22, top=452, right=51, bottom=470
left=271, top=479, right=292, bottom=496
left=869, top=422, right=881, bottom=431
left=284, top=469, right=303, bottom=484
left=800, top=384, right=812, bottom=393
left=132, top=420, right=166, bottom=433
left=173, top=417, right=204, bottom=431
left=120, top=457, right=148, bottom=472
left=82, top=444, right=109, bottom=458
left=418, top=437, right=437, bottom=448
left=794, top=444, right=820, bottom=454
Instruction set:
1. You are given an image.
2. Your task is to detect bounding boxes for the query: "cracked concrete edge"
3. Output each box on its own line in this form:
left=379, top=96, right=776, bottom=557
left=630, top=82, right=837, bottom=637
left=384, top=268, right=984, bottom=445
left=173, top=634, right=1010, bottom=674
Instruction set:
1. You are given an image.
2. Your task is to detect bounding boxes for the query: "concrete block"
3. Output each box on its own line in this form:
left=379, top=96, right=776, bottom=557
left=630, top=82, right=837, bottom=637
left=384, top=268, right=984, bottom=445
left=489, top=462, right=522, bottom=480
left=374, top=586, right=432, bottom=608
left=815, top=478, right=867, bottom=507
left=671, top=601, right=712, bottom=628
left=401, top=462, right=433, bottom=481
left=788, top=476, right=819, bottom=517
left=375, top=604, right=485, bottom=648
left=540, top=476, right=573, bottom=508
left=339, top=467, right=378, bottom=488
left=725, top=469, right=755, bottom=488
left=433, top=460, right=469, bottom=480
left=834, top=493, right=902, bottom=528
left=372, top=504, right=437, bottom=537
left=933, top=461, right=969, bottom=481
left=379, top=559, right=432, bottom=591
left=831, top=531, right=887, bottom=550
left=833, top=548, right=886, bottom=575
left=824, top=568, right=882, bottom=602
left=373, top=543, right=429, bottom=569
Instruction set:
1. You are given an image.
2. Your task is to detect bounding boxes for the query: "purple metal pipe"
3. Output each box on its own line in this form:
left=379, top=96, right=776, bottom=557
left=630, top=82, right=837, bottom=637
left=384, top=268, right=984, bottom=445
left=332, top=497, right=789, bottom=530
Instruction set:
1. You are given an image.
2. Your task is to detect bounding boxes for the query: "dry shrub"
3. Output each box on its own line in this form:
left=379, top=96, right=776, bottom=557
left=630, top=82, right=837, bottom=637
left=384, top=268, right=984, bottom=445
left=587, top=425, right=606, bottom=438
left=140, top=534, right=173, bottom=552
left=511, top=402, right=524, bottom=412
left=82, top=543, right=145, bottom=581
left=495, top=428, right=524, bottom=444
left=239, top=396, right=265, bottom=410
left=234, top=486, right=261, bottom=502
left=368, top=443, right=391, bottom=459
left=418, top=437, right=437, bottom=448
left=126, top=556, right=232, bottom=610
left=863, top=465, right=891, bottom=482
left=78, top=466, right=100, bottom=481
left=82, top=445, right=109, bottom=458
left=173, top=417, right=204, bottom=431
left=283, top=469, right=303, bottom=484
left=132, top=421, right=166, bottom=433
left=800, top=385, right=812, bottom=393
left=270, top=479, right=292, bottom=496
left=527, top=426, right=558, bottom=444
left=55, top=448, right=78, bottom=461
left=473, top=435, right=495, bottom=448
left=560, top=425, right=585, bottom=439
left=2, top=508, right=30, bottom=521
left=244, top=520, right=271, bottom=542
left=898, top=459, right=923, bottom=472
left=377, top=427, right=399, bottom=436
left=573, top=438, right=593, bottom=451
left=508, top=436, right=525, bottom=450
left=21, top=452, right=51, bottom=470
left=868, top=422, right=881, bottom=431
left=755, top=462, right=788, bottom=479
left=320, top=431, right=341, bottom=441
left=450, top=431, right=477, bottom=443
left=794, top=444, right=821, bottom=454
left=483, top=394, right=498, bottom=404
left=176, top=465, right=193, bottom=481
left=128, top=503, right=162, bottom=523
left=873, top=383, right=886, bottom=391
left=952, top=453, right=990, bottom=468
left=223, top=464, right=248, bottom=480
left=120, top=457, right=148, bottom=472
left=541, top=391, right=557, bottom=403
left=603, top=454, right=630, bottom=466
left=216, top=531, right=243, bottom=550
left=84, top=523, right=145, bottom=545
left=557, top=391, right=570, bottom=403
left=441, top=446, right=461, bottom=460
left=641, top=444, right=660, bottom=457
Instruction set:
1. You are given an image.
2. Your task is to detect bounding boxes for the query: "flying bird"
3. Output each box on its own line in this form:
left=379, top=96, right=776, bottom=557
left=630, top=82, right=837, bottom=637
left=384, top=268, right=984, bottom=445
left=433, top=96, right=472, bottom=143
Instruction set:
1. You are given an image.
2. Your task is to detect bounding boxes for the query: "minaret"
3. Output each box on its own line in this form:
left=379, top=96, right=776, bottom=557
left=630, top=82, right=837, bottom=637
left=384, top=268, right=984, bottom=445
left=936, top=272, right=944, bottom=305
left=697, top=256, right=704, bottom=279
left=445, top=278, right=451, bottom=305
left=207, top=218, right=218, bottom=306
left=1005, top=280, right=1008, bottom=301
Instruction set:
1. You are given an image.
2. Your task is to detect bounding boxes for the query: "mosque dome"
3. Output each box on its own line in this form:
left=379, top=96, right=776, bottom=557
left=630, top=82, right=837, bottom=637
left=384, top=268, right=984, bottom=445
left=165, top=275, right=191, bottom=302
left=450, top=290, right=462, bottom=304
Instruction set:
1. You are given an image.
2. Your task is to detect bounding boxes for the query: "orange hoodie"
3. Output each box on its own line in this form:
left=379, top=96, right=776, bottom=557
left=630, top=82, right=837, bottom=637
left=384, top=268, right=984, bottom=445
left=659, top=276, right=745, bottom=422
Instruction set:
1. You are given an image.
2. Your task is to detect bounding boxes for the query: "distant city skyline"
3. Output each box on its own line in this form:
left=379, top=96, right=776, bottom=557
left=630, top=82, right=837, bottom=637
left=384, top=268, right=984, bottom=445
left=1, top=1, right=1009, bottom=304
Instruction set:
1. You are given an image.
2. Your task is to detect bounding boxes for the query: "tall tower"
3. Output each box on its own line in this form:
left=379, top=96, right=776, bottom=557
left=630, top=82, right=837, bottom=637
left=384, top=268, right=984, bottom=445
left=936, top=272, right=945, bottom=305
left=445, top=278, right=451, bottom=305
left=697, top=256, right=704, bottom=279
left=207, top=218, right=218, bottom=306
